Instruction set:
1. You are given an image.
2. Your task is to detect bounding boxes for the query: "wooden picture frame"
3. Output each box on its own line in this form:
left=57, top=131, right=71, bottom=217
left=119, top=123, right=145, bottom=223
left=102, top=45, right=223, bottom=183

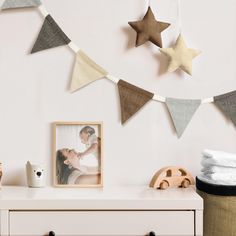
left=53, top=122, right=103, bottom=187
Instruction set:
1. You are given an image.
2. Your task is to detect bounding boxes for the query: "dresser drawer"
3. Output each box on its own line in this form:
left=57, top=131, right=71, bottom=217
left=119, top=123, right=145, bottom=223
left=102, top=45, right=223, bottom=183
left=9, top=210, right=194, bottom=236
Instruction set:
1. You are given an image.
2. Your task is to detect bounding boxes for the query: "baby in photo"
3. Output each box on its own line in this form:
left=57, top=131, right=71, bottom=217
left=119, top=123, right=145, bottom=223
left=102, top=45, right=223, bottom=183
left=77, top=126, right=100, bottom=166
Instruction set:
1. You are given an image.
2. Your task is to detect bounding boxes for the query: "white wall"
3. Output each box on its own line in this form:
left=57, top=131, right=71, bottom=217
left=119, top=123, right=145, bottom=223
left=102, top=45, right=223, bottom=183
left=0, top=0, right=235, bottom=186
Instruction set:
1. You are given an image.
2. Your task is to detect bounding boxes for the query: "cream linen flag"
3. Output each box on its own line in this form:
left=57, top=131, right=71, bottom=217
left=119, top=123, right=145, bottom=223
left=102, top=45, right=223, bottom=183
left=70, top=50, right=108, bottom=92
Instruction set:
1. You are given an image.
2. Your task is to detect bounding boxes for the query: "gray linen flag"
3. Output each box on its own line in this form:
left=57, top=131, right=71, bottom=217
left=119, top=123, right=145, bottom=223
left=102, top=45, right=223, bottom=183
left=1, top=0, right=41, bottom=10
left=31, top=15, right=71, bottom=54
left=166, top=98, right=201, bottom=138
left=214, top=90, right=236, bottom=126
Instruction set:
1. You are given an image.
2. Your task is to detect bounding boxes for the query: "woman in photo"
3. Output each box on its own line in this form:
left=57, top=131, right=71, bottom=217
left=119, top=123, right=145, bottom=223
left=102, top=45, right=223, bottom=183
left=56, top=149, right=84, bottom=185
left=56, top=148, right=100, bottom=185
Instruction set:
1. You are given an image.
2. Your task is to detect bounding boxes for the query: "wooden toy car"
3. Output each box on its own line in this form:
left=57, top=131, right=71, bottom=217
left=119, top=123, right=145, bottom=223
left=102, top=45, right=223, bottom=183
left=149, top=166, right=195, bottom=190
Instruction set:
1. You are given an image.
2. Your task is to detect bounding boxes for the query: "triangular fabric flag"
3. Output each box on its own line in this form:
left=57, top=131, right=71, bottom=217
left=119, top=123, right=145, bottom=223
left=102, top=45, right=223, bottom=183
left=166, top=98, right=201, bottom=138
left=118, top=80, right=154, bottom=124
left=214, top=90, right=236, bottom=126
left=31, top=15, right=71, bottom=54
left=1, top=0, right=41, bottom=10
left=70, top=50, right=108, bottom=92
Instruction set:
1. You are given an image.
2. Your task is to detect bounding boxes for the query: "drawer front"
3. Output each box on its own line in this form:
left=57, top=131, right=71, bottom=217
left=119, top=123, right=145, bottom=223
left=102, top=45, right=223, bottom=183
left=10, top=210, right=194, bottom=236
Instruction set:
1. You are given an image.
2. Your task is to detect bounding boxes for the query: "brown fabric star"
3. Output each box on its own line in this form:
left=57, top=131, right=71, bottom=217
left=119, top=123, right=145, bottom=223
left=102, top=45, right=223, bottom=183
left=128, top=7, right=170, bottom=48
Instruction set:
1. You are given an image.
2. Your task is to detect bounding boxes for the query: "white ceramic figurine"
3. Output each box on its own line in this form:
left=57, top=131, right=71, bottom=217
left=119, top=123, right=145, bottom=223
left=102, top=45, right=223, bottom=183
left=26, top=161, right=45, bottom=188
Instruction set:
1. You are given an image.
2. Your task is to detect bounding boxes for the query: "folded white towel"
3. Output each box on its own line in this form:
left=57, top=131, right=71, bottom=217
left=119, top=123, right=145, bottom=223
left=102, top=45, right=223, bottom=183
left=201, top=165, right=236, bottom=174
left=198, top=174, right=236, bottom=186
left=202, top=149, right=236, bottom=167
left=205, top=172, right=236, bottom=182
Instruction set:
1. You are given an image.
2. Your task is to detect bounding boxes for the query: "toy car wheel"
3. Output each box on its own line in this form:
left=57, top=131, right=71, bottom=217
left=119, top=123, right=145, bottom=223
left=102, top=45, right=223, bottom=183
left=159, top=180, right=169, bottom=190
left=181, top=179, right=190, bottom=188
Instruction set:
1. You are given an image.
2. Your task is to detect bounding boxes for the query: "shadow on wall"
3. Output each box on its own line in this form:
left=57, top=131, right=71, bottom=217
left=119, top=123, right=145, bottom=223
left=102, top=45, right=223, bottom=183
left=121, top=26, right=137, bottom=50
left=153, top=53, right=169, bottom=77
left=3, top=168, right=26, bottom=186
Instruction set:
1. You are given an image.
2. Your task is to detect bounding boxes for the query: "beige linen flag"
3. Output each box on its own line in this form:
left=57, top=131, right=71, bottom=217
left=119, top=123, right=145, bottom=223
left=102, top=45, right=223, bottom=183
left=70, top=50, right=108, bottom=92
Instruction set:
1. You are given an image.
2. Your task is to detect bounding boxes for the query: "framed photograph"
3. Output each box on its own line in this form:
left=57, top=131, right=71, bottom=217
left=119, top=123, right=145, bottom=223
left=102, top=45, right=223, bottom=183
left=53, top=122, right=103, bottom=187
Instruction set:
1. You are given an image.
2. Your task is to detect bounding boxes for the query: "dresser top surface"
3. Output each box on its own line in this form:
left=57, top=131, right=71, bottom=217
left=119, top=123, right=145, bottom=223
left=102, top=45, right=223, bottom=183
left=0, top=185, right=203, bottom=210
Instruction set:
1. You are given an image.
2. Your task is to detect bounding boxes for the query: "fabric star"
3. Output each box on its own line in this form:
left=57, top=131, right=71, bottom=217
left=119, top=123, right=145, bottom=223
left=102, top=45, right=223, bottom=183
left=160, top=34, right=201, bottom=75
left=128, top=7, right=170, bottom=48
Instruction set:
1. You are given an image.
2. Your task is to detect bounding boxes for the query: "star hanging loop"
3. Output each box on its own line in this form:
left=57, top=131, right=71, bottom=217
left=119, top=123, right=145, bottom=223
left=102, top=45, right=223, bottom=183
left=128, top=7, right=170, bottom=48
left=160, top=34, right=201, bottom=75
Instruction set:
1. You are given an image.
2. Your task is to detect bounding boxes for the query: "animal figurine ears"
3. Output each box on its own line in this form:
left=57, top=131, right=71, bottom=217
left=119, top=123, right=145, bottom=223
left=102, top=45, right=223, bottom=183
left=149, top=166, right=194, bottom=190
left=26, top=161, right=46, bottom=188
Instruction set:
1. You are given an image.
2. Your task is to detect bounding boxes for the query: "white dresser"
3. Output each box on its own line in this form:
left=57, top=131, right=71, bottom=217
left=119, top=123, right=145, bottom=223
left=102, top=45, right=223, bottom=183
left=0, top=186, right=203, bottom=236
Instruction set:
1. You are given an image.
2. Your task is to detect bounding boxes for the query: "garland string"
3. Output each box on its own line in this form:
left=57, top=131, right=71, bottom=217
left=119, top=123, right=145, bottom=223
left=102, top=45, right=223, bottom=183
left=177, top=0, right=182, bottom=33
left=37, top=3, right=214, bottom=104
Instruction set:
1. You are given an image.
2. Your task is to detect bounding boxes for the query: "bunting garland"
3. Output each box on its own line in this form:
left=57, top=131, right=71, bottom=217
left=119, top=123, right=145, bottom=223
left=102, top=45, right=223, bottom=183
left=1, top=1, right=236, bottom=138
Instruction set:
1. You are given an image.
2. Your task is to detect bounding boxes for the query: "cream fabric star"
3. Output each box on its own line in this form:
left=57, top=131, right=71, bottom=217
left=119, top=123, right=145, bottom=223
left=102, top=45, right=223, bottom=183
left=160, top=34, right=201, bottom=75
